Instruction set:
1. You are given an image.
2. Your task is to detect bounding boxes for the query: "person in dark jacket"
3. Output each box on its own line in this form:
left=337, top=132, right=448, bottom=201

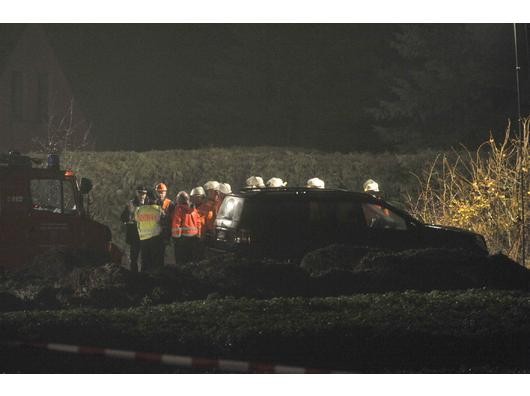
left=120, top=186, right=149, bottom=272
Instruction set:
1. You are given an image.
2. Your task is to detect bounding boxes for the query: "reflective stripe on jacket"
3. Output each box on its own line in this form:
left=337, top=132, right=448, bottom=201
left=171, top=204, right=200, bottom=238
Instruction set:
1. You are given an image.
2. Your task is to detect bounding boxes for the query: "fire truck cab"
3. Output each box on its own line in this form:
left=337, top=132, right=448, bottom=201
left=0, top=151, right=120, bottom=271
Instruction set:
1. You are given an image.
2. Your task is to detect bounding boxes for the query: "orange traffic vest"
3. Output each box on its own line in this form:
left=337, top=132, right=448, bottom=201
left=171, top=204, right=201, bottom=238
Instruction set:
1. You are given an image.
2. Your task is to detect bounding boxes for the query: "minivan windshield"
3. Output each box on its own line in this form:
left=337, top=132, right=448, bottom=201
left=217, top=196, right=244, bottom=222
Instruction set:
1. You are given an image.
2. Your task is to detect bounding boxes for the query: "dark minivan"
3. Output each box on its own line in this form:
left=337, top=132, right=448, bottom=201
left=213, top=188, right=488, bottom=259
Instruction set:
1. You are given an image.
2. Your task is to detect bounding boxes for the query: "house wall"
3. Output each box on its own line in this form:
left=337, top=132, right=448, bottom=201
left=0, top=25, right=89, bottom=153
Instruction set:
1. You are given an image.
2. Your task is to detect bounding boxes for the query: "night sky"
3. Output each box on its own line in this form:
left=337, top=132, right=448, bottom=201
left=1, top=23, right=527, bottom=152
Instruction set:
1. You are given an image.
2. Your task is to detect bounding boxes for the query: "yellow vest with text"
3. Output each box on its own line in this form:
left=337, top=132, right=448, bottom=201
left=135, top=205, right=162, bottom=240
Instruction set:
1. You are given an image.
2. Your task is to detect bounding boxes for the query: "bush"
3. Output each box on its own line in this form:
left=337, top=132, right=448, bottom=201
left=408, top=120, right=530, bottom=265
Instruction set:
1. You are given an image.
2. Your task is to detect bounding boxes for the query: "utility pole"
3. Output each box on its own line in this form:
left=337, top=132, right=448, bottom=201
left=513, top=23, right=526, bottom=267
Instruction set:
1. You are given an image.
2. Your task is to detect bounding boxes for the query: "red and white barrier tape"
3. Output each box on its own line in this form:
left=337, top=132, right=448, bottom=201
left=4, top=340, right=349, bottom=374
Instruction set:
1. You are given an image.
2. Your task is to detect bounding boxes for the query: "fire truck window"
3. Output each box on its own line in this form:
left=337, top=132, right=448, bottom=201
left=361, top=203, right=407, bottom=230
left=30, top=179, right=62, bottom=213
left=63, top=180, right=77, bottom=214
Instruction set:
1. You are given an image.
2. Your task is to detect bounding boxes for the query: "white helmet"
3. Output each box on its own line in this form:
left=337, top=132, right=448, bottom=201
left=307, top=177, right=325, bottom=189
left=190, top=186, right=205, bottom=196
left=203, top=180, right=220, bottom=191
left=219, top=182, right=232, bottom=195
left=363, top=179, right=379, bottom=193
left=266, top=177, right=287, bottom=188
left=246, top=176, right=265, bottom=188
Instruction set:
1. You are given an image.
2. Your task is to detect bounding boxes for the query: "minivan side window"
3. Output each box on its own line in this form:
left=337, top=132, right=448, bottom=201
left=362, top=203, right=407, bottom=230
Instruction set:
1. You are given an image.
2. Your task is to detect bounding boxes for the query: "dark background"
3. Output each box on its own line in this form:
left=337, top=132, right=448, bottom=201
left=2, top=23, right=528, bottom=152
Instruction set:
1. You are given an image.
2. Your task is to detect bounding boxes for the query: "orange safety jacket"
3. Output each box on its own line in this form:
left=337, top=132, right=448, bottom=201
left=171, top=204, right=201, bottom=238
left=160, top=198, right=173, bottom=213
left=199, top=199, right=217, bottom=234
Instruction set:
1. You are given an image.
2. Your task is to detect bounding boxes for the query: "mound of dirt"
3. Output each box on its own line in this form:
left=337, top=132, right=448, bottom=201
left=0, top=292, right=26, bottom=311
left=302, top=245, right=529, bottom=293
left=1, top=246, right=527, bottom=311
left=0, top=249, right=163, bottom=309
left=181, top=254, right=310, bottom=298
left=357, top=248, right=529, bottom=291
left=300, top=244, right=382, bottom=276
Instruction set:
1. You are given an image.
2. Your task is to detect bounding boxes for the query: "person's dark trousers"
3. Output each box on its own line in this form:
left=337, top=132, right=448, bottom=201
left=194, top=238, right=205, bottom=261
left=151, top=235, right=165, bottom=269
left=140, top=238, right=154, bottom=272
left=129, top=239, right=141, bottom=272
left=140, top=236, right=165, bottom=272
left=173, top=237, right=200, bottom=265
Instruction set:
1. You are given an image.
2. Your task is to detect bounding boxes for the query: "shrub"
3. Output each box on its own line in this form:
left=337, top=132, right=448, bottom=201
left=408, top=120, right=530, bottom=265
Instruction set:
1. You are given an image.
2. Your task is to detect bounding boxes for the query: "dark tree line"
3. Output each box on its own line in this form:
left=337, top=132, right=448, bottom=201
left=37, top=24, right=530, bottom=152
left=370, top=24, right=529, bottom=151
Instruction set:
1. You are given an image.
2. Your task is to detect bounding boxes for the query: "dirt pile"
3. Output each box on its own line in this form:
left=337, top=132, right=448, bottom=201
left=182, top=254, right=309, bottom=298
left=0, top=250, right=161, bottom=310
left=1, top=246, right=528, bottom=311
left=303, top=245, right=529, bottom=295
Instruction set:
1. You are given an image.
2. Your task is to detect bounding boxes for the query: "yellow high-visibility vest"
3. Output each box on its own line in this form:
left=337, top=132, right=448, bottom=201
left=135, top=205, right=162, bottom=240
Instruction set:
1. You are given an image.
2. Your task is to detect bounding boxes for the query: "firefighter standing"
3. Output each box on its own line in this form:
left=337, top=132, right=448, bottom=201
left=201, top=180, right=220, bottom=242
left=190, top=186, right=207, bottom=231
left=245, top=176, right=265, bottom=189
left=153, top=182, right=174, bottom=262
left=218, top=183, right=232, bottom=209
left=190, top=186, right=207, bottom=260
left=266, top=177, right=287, bottom=188
left=171, top=191, right=201, bottom=264
left=190, top=186, right=206, bottom=210
left=153, top=183, right=174, bottom=236
left=307, top=177, right=325, bottom=189
left=120, top=186, right=149, bottom=272
left=363, top=179, right=382, bottom=198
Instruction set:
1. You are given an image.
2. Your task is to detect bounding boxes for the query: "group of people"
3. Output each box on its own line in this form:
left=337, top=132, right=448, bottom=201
left=121, top=175, right=382, bottom=272
left=120, top=180, right=232, bottom=272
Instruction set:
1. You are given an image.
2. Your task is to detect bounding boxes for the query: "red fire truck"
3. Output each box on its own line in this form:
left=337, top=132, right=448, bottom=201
left=0, top=151, right=122, bottom=271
